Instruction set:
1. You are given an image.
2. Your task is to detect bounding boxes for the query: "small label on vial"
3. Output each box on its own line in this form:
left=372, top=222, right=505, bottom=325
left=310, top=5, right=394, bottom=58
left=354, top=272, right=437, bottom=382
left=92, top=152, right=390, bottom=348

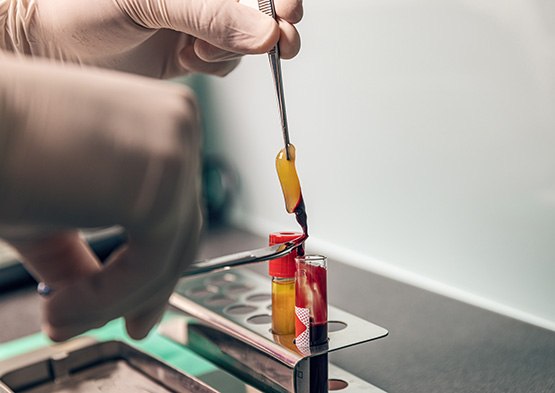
left=295, top=306, right=311, bottom=354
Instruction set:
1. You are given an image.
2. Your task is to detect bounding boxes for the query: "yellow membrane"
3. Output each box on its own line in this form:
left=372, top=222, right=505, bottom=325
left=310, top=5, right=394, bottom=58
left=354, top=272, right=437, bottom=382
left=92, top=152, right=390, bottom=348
left=276, top=144, right=302, bottom=213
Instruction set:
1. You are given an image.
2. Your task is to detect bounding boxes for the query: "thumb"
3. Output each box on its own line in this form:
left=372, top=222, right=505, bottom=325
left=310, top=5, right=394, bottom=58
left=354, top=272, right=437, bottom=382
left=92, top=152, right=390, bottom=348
left=118, top=0, right=279, bottom=54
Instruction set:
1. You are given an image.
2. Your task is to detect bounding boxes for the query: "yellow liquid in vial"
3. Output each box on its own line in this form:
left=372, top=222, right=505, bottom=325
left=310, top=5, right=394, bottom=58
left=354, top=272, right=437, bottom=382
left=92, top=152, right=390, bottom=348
left=271, top=279, right=295, bottom=335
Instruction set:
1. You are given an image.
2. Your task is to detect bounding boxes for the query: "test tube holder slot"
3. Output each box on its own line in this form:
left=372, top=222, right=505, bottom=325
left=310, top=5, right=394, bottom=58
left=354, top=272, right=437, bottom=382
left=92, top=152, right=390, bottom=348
left=161, top=268, right=388, bottom=392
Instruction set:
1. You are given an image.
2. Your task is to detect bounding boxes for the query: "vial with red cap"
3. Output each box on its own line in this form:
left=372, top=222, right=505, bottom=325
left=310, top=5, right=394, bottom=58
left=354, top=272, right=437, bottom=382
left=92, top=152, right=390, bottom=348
left=269, top=231, right=303, bottom=335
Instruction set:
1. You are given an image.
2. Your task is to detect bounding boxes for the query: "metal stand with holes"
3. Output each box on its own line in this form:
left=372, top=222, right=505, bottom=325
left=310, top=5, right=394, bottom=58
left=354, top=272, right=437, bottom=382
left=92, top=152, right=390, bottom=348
left=161, top=269, right=389, bottom=392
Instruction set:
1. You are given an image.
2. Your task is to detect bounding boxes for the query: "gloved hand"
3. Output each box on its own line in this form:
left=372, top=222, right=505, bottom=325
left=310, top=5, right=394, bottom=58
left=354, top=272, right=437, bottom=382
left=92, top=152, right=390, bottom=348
left=0, top=0, right=302, bottom=78
left=0, top=53, right=201, bottom=341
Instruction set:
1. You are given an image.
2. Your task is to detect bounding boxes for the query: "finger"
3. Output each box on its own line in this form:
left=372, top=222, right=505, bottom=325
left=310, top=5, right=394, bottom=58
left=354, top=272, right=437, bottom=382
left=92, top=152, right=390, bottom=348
left=275, top=0, right=304, bottom=24
left=277, top=19, right=301, bottom=59
left=121, top=261, right=178, bottom=339
left=128, top=0, right=280, bottom=55
left=179, top=44, right=241, bottom=76
left=194, top=40, right=243, bottom=63
left=124, top=208, right=201, bottom=339
left=193, top=21, right=299, bottom=62
left=43, top=235, right=176, bottom=341
left=8, top=231, right=102, bottom=288
left=43, top=319, right=109, bottom=342
left=125, top=295, right=169, bottom=339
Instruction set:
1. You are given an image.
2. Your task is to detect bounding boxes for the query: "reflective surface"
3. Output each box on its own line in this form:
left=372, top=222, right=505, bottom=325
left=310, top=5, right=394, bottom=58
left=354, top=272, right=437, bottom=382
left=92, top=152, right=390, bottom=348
left=0, top=340, right=217, bottom=393
left=165, top=269, right=388, bottom=392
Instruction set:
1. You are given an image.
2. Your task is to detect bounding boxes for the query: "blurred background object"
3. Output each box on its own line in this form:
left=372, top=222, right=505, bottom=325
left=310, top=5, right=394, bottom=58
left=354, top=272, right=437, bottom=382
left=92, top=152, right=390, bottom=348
left=186, top=75, right=240, bottom=228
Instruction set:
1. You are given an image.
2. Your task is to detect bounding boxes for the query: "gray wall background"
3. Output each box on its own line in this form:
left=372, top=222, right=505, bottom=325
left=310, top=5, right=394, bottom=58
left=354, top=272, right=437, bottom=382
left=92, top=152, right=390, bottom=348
left=203, top=0, right=555, bottom=330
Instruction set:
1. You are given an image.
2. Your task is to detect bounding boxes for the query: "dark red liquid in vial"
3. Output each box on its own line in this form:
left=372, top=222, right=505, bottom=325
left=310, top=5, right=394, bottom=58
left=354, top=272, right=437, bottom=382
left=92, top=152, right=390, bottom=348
left=309, top=324, right=328, bottom=393
left=310, top=322, right=328, bottom=346
left=309, top=317, right=328, bottom=392
left=310, top=353, right=329, bottom=393
left=296, top=264, right=327, bottom=325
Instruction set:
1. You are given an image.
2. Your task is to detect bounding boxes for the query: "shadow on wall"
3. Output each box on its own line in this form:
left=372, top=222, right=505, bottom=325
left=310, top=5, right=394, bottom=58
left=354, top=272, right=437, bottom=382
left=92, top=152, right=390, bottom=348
left=176, top=75, right=240, bottom=228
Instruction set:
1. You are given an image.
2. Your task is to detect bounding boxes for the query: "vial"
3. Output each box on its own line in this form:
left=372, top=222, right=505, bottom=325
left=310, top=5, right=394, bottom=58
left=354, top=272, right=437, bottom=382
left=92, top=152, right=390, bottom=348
left=269, top=232, right=303, bottom=335
left=295, top=254, right=328, bottom=393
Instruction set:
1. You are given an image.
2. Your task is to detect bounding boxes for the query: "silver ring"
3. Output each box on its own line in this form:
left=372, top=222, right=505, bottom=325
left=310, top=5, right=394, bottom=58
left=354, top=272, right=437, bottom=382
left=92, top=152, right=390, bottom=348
left=37, top=282, right=53, bottom=297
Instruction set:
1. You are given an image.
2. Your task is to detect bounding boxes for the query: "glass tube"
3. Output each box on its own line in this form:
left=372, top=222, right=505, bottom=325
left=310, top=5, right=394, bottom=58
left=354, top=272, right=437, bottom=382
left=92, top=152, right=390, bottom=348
left=269, top=232, right=302, bottom=335
left=295, top=255, right=328, bottom=393
left=295, top=255, right=328, bottom=346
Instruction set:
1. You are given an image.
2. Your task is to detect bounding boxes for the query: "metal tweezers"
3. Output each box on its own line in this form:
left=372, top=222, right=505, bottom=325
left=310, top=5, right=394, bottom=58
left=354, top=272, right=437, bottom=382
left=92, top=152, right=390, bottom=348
left=257, top=0, right=292, bottom=159
left=36, top=229, right=306, bottom=296
left=185, top=235, right=305, bottom=276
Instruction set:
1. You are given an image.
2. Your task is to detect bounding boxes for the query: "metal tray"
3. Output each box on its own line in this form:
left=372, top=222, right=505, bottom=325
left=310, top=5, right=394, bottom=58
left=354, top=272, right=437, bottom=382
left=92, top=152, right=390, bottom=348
left=0, top=338, right=216, bottom=393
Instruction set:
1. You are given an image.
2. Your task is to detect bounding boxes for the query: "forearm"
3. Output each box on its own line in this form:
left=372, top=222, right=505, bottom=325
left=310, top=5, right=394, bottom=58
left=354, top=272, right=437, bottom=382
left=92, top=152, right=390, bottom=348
left=0, top=53, right=198, bottom=231
left=0, top=53, right=96, bottom=226
left=0, top=53, right=24, bottom=199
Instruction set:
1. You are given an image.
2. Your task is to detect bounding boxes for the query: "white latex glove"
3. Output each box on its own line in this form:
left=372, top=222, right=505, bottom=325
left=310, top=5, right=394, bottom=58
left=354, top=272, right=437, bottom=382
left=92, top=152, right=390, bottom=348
left=0, top=53, right=201, bottom=341
left=0, top=0, right=302, bottom=77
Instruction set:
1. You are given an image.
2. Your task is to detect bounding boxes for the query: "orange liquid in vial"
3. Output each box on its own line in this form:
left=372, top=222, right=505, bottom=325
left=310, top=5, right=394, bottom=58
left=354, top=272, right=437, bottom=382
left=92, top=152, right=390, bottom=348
left=271, top=278, right=295, bottom=335
left=276, top=144, right=308, bottom=235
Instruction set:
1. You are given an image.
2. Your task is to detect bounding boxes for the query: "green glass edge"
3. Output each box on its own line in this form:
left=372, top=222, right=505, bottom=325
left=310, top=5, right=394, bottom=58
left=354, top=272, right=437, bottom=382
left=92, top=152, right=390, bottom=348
left=0, top=312, right=216, bottom=377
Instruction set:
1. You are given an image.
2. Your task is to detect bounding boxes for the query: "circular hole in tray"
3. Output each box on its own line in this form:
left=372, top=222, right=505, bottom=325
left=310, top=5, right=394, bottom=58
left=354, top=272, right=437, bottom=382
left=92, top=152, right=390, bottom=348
left=246, top=314, right=272, bottom=325
left=329, top=379, right=349, bottom=390
left=226, top=304, right=257, bottom=315
left=186, top=285, right=218, bottom=298
left=225, top=283, right=252, bottom=295
left=205, top=273, right=237, bottom=286
left=246, top=293, right=271, bottom=302
left=204, top=294, right=235, bottom=307
left=328, top=321, right=348, bottom=333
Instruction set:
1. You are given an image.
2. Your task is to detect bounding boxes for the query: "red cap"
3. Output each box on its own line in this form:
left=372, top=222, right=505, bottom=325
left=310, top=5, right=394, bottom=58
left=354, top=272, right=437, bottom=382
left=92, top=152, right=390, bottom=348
left=269, top=232, right=303, bottom=278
